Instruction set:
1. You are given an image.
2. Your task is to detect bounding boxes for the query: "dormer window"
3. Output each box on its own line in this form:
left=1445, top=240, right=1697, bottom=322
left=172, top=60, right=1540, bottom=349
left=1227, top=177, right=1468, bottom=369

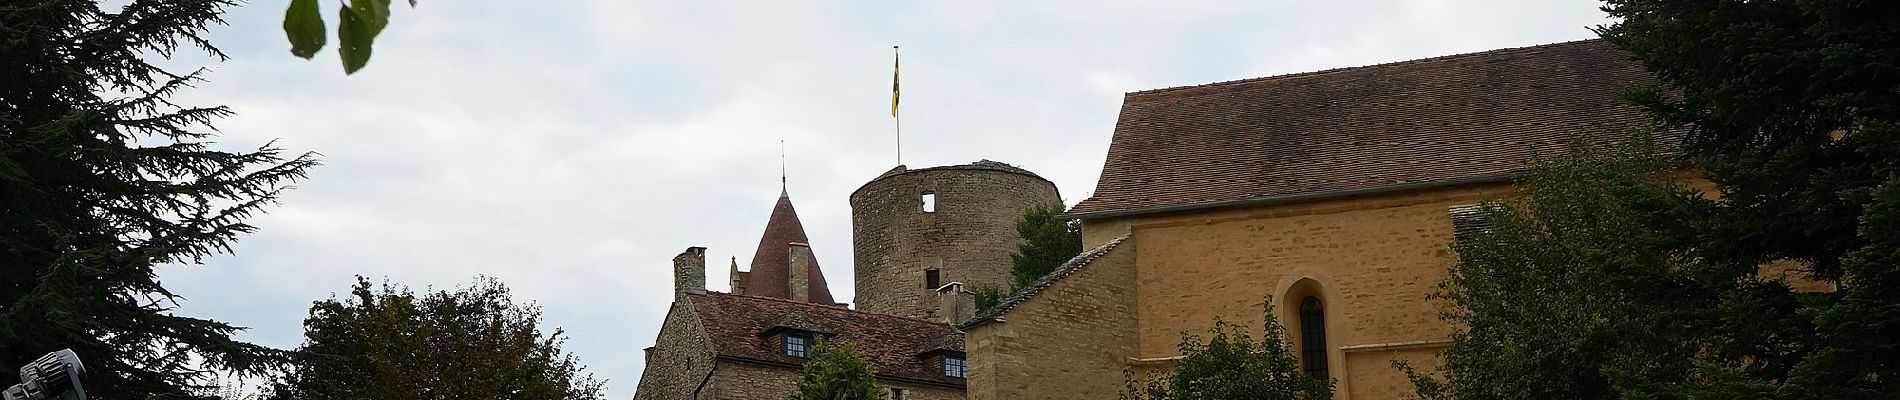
left=784, top=333, right=812, bottom=358
left=942, top=355, right=966, bottom=378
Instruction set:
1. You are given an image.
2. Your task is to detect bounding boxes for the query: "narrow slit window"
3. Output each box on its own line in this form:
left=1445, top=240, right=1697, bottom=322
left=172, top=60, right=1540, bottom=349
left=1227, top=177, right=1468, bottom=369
left=1299, top=297, right=1328, bottom=377
left=922, top=193, right=936, bottom=213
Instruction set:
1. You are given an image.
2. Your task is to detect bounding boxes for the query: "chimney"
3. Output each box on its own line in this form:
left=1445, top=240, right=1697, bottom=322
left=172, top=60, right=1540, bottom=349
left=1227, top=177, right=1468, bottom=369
left=728, top=256, right=748, bottom=295
left=674, top=247, right=707, bottom=297
left=936, top=282, right=976, bottom=324
left=788, top=243, right=813, bottom=302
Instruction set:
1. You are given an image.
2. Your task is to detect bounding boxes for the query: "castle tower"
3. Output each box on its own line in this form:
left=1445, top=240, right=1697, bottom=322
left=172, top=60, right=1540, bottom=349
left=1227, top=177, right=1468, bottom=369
left=730, top=188, right=837, bottom=305
left=850, top=160, right=1060, bottom=319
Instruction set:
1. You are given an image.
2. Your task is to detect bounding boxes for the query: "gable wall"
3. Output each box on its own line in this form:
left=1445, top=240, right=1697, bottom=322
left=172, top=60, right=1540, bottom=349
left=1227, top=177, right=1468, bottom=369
left=635, top=298, right=718, bottom=400
left=964, top=241, right=1138, bottom=400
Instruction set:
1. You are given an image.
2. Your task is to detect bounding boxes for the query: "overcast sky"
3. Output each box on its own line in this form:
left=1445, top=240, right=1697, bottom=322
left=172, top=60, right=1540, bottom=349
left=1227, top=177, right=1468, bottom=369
left=157, top=1, right=1615, bottom=397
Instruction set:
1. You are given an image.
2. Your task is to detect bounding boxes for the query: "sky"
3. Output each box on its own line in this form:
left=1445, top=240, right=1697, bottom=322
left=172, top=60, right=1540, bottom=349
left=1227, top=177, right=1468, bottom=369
left=155, top=1, right=1616, bottom=397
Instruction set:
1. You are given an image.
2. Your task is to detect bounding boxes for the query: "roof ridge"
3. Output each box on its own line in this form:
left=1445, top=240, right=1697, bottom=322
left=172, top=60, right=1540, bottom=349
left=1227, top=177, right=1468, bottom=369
left=1127, top=38, right=1605, bottom=97
left=712, top=292, right=953, bottom=327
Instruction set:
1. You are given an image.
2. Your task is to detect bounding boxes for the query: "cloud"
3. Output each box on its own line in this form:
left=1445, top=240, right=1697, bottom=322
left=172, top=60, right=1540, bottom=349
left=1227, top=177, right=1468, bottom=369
left=154, top=1, right=1616, bottom=397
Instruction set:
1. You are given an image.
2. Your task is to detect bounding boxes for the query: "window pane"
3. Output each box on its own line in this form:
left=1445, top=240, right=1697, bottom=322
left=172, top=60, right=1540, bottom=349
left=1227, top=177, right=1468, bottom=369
left=785, top=335, right=810, bottom=358
left=1299, top=297, right=1327, bottom=377
left=944, top=356, right=966, bottom=378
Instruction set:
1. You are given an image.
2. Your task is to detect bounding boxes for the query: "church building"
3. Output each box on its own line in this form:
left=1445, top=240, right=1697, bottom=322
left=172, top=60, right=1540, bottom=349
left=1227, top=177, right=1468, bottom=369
left=959, top=39, right=1657, bottom=399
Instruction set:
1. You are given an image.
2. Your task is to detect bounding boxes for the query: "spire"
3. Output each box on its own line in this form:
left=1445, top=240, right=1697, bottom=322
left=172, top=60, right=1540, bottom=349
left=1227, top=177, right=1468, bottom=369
left=743, top=190, right=836, bottom=304
left=779, top=139, right=788, bottom=196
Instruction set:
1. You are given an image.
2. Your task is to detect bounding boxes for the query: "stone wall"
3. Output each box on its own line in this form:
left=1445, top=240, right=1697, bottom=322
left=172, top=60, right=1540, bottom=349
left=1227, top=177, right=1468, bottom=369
left=964, top=240, right=1137, bottom=400
left=634, top=298, right=717, bottom=400
left=1120, top=183, right=1513, bottom=399
left=851, top=162, right=1060, bottom=319
left=708, top=360, right=964, bottom=400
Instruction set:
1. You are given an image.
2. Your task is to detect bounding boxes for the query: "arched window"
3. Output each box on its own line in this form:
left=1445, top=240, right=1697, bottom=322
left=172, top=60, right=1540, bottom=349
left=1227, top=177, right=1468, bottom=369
left=1299, top=296, right=1328, bottom=377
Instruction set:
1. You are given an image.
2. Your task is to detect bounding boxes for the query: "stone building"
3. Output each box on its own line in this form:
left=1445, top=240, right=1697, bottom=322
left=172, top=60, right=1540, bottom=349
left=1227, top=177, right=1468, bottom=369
left=635, top=247, right=971, bottom=400
left=637, top=165, right=1048, bottom=399
left=851, top=161, right=1061, bottom=319
left=959, top=39, right=1657, bottom=399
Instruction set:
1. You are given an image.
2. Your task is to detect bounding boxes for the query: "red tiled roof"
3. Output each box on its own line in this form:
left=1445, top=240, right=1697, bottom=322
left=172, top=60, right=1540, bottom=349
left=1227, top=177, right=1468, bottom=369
left=690, top=293, right=965, bottom=386
left=743, top=192, right=836, bottom=304
left=1066, top=39, right=1655, bottom=218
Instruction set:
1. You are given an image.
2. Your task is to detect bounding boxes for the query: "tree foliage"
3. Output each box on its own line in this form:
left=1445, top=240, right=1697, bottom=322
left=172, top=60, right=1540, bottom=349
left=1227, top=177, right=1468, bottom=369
left=1414, top=0, right=1900, bottom=397
left=1401, top=135, right=1712, bottom=399
left=267, top=276, right=604, bottom=400
left=282, top=0, right=418, bottom=74
left=970, top=283, right=1005, bottom=312
left=1, top=0, right=316, bottom=397
left=1123, top=298, right=1333, bottom=400
left=1596, top=2, right=1900, bottom=395
left=1011, top=203, right=1082, bottom=289
left=787, top=338, right=884, bottom=400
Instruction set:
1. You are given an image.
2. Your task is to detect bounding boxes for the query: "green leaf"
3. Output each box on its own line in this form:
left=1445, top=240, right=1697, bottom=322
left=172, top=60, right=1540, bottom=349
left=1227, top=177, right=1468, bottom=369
left=351, top=0, right=393, bottom=35
left=336, top=4, right=377, bottom=74
left=282, top=0, right=325, bottom=59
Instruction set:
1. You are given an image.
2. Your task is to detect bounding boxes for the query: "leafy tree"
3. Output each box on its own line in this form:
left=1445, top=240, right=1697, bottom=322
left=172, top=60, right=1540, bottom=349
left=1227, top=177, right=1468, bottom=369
left=788, top=338, right=883, bottom=400
left=267, top=276, right=604, bottom=400
left=1398, top=135, right=1711, bottom=399
left=1413, top=0, right=1900, bottom=397
left=970, top=283, right=1006, bottom=312
left=1, top=0, right=316, bottom=397
left=282, top=0, right=419, bottom=74
left=1123, top=297, right=1333, bottom=400
left=1011, top=203, right=1082, bottom=289
left=1596, top=1, right=1900, bottom=396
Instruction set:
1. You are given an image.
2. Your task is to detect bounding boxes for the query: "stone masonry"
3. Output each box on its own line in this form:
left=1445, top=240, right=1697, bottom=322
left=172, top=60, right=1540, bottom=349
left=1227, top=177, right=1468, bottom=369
left=962, top=238, right=1137, bottom=400
left=850, top=161, right=1060, bottom=319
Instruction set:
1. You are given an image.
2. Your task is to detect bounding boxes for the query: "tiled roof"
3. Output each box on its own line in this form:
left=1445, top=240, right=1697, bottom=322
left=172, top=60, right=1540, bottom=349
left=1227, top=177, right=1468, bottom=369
left=959, top=236, right=1129, bottom=329
left=690, top=292, right=965, bottom=386
left=1067, top=39, right=1654, bottom=218
left=743, top=192, right=836, bottom=304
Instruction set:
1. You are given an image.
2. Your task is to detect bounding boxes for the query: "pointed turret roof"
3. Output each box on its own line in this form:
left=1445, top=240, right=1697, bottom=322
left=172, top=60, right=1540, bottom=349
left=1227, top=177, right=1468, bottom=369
left=744, top=191, right=836, bottom=304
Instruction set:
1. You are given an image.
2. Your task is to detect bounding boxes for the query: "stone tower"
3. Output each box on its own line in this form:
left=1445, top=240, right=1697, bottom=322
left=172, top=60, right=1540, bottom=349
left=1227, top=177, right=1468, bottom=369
left=850, top=160, right=1060, bottom=319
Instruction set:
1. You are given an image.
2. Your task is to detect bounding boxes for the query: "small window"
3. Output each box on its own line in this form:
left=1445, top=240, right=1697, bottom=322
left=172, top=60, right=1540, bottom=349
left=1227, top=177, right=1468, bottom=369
left=943, top=355, right=966, bottom=378
left=784, top=334, right=811, bottom=358
left=925, top=269, right=940, bottom=289
left=889, top=388, right=907, bottom=400
left=1448, top=204, right=1495, bottom=243
left=922, top=193, right=936, bottom=213
left=1299, top=297, right=1328, bottom=377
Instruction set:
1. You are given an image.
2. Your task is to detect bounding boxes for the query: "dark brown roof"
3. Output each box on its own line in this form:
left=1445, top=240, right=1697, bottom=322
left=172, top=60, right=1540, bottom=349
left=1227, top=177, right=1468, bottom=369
left=743, top=191, right=836, bottom=304
left=690, top=292, right=965, bottom=386
left=959, top=236, right=1127, bottom=329
left=1066, top=39, right=1654, bottom=218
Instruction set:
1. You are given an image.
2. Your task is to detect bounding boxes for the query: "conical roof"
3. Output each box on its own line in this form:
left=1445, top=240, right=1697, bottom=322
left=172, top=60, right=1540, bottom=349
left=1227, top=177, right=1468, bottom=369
left=744, top=191, right=836, bottom=304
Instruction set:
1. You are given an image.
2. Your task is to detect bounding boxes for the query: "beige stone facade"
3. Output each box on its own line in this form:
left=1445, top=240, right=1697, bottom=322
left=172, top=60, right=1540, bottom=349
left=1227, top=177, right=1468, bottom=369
left=963, top=238, right=1136, bottom=400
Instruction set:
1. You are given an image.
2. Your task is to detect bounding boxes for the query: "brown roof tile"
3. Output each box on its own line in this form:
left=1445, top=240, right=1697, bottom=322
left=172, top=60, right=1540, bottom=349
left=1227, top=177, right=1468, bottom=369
left=690, top=293, right=965, bottom=386
left=1067, top=39, right=1654, bottom=218
left=743, top=192, right=836, bottom=304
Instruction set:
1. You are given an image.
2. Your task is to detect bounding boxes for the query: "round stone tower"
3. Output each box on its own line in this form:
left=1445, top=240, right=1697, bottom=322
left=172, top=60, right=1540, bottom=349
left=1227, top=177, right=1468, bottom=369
left=850, top=160, right=1061, bottom=319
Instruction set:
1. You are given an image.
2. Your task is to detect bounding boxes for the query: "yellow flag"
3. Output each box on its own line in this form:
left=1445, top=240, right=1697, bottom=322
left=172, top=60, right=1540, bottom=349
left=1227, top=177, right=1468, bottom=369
left=891, top=48, right=900, bottom=117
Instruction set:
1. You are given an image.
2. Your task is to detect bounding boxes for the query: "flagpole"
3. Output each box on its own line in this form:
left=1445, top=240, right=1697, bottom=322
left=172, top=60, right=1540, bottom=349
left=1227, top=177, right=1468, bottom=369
left=893, top=45, right=902, bottom=166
